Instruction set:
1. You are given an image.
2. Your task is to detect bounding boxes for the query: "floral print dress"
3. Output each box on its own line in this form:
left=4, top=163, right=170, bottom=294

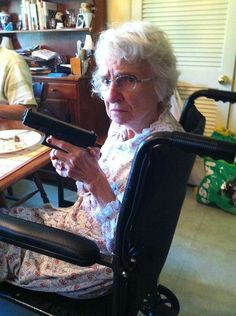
left=0, top=109, right=183, bottom=298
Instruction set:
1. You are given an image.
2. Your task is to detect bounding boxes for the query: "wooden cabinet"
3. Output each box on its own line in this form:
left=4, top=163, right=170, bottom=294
left=46, top=82, right=77, bottom=100
left=33, top=74, right=110, bottom=191
left=1, top=0, right=109, bottom=139
left=0, top=0, right=109, bottom=140
left=1, top=0, right=108, bottom=190
left=33, top=74, right=110, bottom=144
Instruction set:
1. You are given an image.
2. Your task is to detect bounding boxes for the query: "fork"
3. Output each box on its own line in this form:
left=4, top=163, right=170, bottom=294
left=0, top=130, right=31, bottom=141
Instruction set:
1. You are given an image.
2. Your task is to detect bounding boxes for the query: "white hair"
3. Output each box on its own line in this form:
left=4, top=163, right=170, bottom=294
left=92, top=21, right=179, bottom=103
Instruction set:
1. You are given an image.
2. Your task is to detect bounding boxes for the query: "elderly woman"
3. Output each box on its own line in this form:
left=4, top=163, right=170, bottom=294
left=0, top=21, right=183, bottom=298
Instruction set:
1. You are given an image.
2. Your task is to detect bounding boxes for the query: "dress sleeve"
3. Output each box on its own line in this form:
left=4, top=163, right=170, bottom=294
left=93, top=184, right=124, bottom=252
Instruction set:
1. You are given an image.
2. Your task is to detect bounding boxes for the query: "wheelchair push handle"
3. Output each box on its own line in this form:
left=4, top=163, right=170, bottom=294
left=186, top=89, right=236, bottom=104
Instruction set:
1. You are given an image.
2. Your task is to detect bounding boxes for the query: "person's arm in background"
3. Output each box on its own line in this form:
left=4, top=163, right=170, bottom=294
left=0, top=48, right=37, bottom=120
left=0, top=104, right=34, bottom=120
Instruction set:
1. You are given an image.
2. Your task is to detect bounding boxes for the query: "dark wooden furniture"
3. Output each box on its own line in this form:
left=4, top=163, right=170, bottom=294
left=33, top=75, right=110, bottom=144
left=32, top=75, right=110, bottom=192
left=1, top=0, right=109, bottom=193
left=1, top=0, right=109, bottom=139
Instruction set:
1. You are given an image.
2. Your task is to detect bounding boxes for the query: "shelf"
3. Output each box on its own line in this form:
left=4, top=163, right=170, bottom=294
left=0, top=0, right=106, bottom=58
left=0, top=28, right=90, bottom=35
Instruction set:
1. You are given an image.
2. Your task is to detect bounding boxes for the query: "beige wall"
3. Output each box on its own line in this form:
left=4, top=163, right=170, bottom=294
left=106, top=0, right=131, bottom=25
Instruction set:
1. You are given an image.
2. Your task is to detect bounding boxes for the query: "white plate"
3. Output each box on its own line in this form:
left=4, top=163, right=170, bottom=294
left=0, top=130, right=44, bottom=154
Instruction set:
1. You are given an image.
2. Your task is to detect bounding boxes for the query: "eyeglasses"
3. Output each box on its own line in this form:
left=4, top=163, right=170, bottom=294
left=98, top=74, right=152, bottom=92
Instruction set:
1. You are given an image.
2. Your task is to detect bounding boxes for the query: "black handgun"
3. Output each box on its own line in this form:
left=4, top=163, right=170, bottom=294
left=22, top=109, right=98, bottom=148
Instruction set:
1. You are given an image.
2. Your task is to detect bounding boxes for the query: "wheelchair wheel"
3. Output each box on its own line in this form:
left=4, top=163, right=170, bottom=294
left=156, top=284, right=180, bottom=315
left=140, top=284, right=180, bottom=316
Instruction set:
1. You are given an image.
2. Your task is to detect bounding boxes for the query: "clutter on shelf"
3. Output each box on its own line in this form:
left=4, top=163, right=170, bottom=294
left=31, top=48, right=58, bottom=61
left=0, top=2, right=95, bottom=32
left=29, top=66, right=51, bottom=75
left=1, top=2, right=97, bottom=77
left=16, top=37, right=95, bottom=77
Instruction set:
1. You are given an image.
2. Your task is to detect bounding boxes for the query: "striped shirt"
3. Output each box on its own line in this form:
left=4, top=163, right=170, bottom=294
left=0, top=47, right=36, bottom=106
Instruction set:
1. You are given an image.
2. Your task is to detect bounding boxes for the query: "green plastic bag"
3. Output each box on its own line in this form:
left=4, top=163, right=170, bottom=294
left=196, top=129, right=236, bottom=215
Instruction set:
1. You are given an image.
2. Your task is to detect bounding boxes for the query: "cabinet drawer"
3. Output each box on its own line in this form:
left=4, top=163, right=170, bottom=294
left=47, top=83, right=77, bottom=100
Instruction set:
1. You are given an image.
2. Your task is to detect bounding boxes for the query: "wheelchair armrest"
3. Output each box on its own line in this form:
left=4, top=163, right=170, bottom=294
left=0, top=213, right=100, bottom=266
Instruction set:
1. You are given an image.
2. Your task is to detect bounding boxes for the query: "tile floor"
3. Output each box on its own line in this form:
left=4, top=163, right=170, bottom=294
left=160, top=187, right=236, bottom=316
left=5, top=180, right=236, bottom=316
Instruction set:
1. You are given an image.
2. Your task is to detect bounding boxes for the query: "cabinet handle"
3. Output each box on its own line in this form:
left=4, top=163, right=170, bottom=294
left=51, top=88, right=57, bottom=92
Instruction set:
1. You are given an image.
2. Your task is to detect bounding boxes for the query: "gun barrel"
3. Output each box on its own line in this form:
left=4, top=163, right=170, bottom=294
left=22, top=109, right=97, bottom=148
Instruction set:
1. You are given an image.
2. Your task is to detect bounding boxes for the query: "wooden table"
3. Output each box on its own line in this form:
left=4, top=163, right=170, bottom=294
left=0, top=120, right=51, bottom=207
left=0, top=145, right=50, bottom=192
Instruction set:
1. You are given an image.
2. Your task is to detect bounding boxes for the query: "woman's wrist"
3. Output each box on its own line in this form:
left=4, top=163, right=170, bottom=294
left=85, top=174, right=116, bottom=208
left=84, top=173, right=101, bottom=192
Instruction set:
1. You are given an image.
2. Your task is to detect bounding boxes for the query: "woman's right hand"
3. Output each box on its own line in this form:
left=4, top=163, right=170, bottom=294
left=47, top=136, right=115, bottom=207
left=47, top=136, right=101, bottom=183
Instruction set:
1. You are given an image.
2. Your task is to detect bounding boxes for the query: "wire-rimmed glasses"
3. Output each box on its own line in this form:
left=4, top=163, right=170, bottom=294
left=98, top=74, right=152, bottom=92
